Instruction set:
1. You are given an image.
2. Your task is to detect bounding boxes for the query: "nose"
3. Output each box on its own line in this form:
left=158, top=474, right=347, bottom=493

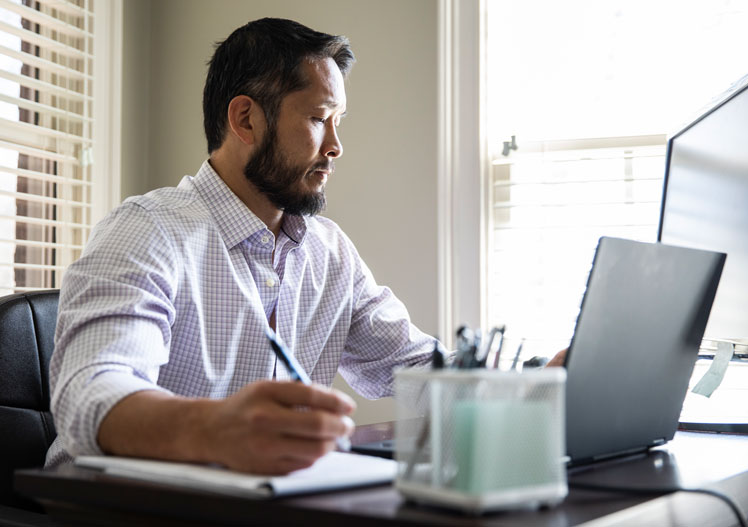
left=323, top=123, right=343, bottom=159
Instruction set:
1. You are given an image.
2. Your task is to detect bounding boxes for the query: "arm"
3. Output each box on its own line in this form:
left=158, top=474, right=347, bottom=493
left=98, top=381, right=355, bottom=474
left=338, top=245, right=436, bottom=399
left=51, top=203, right=353, bottom=474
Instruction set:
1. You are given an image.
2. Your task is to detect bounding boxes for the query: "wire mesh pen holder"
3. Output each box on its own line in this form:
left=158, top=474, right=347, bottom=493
left=394, top=368, right=568, bottom=514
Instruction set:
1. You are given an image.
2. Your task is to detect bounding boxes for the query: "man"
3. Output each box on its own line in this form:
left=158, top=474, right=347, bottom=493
left=46, top=18, right=436, bottom=475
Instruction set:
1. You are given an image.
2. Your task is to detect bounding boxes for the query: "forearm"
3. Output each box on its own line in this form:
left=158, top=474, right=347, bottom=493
left=96, top=381, right=356, bottom=474
left=97, top=390, right=218, bottom=463
left=343, top=288, right=436, bottom=398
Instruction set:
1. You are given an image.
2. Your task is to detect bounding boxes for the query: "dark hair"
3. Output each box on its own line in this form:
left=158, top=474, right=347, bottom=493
left=203, top=18, right=355, bottom=153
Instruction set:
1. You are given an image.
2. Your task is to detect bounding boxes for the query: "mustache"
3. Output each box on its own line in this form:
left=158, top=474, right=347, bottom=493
left=307, top=161, right=335, bottom=175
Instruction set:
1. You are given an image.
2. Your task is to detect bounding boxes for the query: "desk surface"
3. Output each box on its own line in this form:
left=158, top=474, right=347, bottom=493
left=15, top=424, right=748, bottom=527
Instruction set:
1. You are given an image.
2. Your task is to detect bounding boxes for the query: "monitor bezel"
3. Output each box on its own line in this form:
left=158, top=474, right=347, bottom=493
left=657, top=73, right=748, bottom=241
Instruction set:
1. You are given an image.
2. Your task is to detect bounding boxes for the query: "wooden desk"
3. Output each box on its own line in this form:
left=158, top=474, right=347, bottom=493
left=15, top=423, right=748, bottom=526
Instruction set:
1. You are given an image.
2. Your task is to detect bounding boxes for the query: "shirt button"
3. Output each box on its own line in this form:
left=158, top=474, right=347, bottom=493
left=266, top=278, right=276, bottom=287
left=261, top=235, right=270, bottom=244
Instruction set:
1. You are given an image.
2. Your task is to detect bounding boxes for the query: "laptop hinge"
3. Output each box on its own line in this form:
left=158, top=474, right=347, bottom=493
left=591, top=445, right=648, bottom=463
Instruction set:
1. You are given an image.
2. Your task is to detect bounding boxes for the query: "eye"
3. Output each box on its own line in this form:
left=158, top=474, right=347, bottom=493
left=312, top=116, right=327, bottom=124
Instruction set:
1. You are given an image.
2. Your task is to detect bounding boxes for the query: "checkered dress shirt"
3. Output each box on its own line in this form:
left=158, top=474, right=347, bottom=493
left=46, top=160, right=434, bottom=466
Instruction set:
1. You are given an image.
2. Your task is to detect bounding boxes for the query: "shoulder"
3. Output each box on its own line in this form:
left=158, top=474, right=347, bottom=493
left=305, top=215, right=357, bottom=252
left=79, top=199, right=178, bottom=271
left=124, top=177, right=205, bottom=218
left=107, top=177, right=213, bottom=239
left=84, top=178, right=205, bottom=262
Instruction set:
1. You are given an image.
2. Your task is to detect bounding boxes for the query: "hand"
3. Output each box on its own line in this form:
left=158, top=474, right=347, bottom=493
left=546, top=347, right=568, bottom=368
left=201, top=381, right=356, bottom=475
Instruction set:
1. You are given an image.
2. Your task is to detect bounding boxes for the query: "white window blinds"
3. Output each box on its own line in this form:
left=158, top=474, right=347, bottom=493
left=487, top=136, right=666, bottom=360
left=0, top=0, right=93, bottom=295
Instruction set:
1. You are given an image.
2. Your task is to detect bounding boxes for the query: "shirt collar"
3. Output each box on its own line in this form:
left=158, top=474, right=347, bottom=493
left=279, top=213, right=307, bottom=246
left=192, top=160, right=308, bottom=249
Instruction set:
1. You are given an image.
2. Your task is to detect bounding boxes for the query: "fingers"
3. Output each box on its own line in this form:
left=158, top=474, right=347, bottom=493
left=217, top=429, right=339, bottom=475
left=546, top=347, right=568, bottom=368
left=256, top=456, right=321, bottom=476
left=246, top=437, right=339, bottom=475
left=278, top=436, right=338, bottom=466
left=253, top=381, right=356, bottom=415
left=206, top=381, right=357, bottom=474
left=251, top=402, right=354, bottom=441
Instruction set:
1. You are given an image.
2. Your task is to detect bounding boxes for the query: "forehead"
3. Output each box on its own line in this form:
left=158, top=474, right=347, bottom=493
left=287, top=57, right=347, bottom=110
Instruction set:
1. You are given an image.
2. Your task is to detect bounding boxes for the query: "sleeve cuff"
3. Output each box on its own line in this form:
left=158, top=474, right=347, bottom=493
left=61, top=368, right=174, bottom=457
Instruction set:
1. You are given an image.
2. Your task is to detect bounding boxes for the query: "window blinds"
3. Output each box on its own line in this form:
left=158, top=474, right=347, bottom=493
left=487, top=136, right=666, bottom=362
left=0, top=0, right=93, bottom=295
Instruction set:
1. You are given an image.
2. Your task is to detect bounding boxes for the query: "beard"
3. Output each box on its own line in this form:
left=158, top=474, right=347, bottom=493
left=243, top=127, right=331, bottom=217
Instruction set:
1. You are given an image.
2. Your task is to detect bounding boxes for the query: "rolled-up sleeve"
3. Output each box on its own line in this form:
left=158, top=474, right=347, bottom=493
left=49, top=202, right=178, bottom=458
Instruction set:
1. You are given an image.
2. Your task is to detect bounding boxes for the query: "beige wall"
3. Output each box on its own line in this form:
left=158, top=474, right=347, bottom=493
left=121, top=0, right=439, bottom=424
left=120, top=0, right=151, bottom=200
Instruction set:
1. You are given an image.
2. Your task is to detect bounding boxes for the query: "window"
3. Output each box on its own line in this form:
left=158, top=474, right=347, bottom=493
left=478, top=0, right=748, bottom=423
left=484, top=0, right=748, bottom=360
left=0, top=0, right=95, bottom=295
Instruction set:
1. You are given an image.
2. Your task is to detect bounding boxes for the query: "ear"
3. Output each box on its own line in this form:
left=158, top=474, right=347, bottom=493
left=226, top=95, right=264, bottom=147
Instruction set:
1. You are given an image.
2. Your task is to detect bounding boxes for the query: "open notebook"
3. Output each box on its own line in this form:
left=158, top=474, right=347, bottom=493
left=75, top=451, right=396, bottom=498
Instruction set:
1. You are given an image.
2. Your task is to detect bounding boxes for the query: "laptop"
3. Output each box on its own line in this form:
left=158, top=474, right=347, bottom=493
left=564, top=237, right=724, bottom=465
left=353, top=237, right=726, bottom=466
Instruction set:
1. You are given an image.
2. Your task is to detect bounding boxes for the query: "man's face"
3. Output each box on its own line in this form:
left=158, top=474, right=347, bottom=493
left=243, top=58, right=347, bottom=216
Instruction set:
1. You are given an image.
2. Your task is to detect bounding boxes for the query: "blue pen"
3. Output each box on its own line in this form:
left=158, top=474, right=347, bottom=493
left=265, top=326, right=351, bottom=451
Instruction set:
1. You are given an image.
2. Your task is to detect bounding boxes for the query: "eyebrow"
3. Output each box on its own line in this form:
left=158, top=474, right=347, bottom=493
left=314, top=105, right=347, bottom=120
left=318, top=100, right=347, bottom=113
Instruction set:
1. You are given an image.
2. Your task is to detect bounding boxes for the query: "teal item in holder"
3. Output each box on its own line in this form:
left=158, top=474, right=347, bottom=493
left=454, top=400, right=555, bottom=494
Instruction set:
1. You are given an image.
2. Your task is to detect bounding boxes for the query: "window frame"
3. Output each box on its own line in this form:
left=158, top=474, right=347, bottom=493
left=437, top=0, right=488, bottom=349
left=91, top=0, right=121, bottom=226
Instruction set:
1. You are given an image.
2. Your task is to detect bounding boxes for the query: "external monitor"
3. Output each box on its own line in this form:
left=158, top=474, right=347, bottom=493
left=658, top=74, right=748, bottom=341
left=658, top=74, right=748, bottom=432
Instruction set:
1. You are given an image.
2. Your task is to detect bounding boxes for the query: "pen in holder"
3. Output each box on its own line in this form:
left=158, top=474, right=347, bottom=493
left=394, top=368, right=567, bottom=514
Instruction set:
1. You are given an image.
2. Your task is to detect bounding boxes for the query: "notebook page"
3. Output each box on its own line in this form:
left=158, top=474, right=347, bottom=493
left=75, top=452, right=396, bottom=498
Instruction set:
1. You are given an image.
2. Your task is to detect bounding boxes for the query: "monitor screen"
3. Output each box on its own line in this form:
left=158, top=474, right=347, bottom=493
left=658, top=74, right=748, bottom=340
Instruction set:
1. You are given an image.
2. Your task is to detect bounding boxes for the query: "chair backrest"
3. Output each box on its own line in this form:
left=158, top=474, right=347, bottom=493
left=0, top=290, right=59, bottom=510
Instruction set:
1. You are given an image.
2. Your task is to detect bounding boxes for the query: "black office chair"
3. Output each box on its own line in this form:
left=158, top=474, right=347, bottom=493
left=0, top=290, right=60, bottom=525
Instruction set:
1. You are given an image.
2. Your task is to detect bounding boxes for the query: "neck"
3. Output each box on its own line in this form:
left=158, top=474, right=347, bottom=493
left=208, top=153, right=283, bottom=238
